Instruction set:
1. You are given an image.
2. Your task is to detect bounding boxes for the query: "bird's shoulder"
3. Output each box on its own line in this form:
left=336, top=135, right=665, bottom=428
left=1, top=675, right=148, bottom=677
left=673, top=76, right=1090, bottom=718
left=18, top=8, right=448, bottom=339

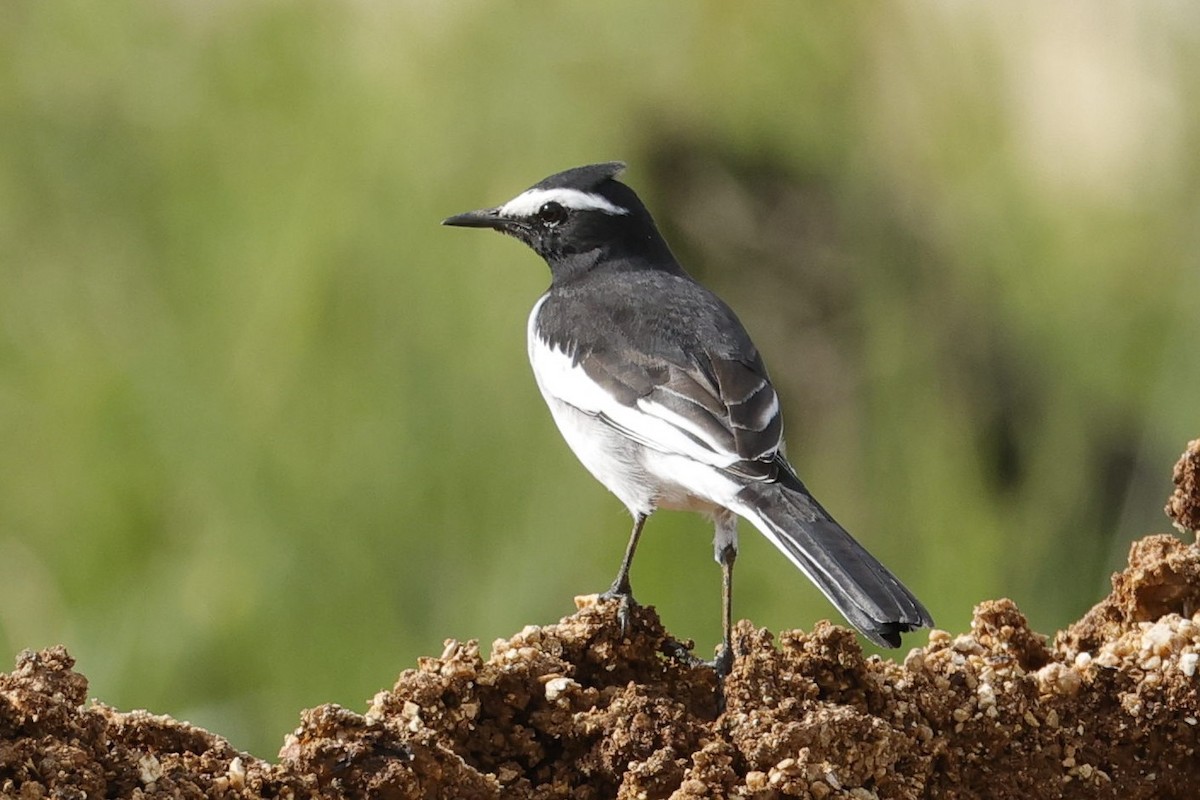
left=535, top=269, right=756, bottom=361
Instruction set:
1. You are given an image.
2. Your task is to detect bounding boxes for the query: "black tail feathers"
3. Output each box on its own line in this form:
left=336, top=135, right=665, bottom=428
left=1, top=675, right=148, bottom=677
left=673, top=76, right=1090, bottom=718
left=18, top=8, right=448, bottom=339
left=735, top=473, right=933, bottom=648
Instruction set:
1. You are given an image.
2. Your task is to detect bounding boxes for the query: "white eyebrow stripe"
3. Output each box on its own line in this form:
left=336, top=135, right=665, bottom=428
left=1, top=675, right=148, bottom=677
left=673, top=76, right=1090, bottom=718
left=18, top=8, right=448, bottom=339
left=499, top=187, right=630, bottom=218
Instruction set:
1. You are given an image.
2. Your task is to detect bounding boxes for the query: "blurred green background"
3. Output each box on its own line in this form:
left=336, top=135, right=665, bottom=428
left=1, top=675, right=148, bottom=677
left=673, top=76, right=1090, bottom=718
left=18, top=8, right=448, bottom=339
left=1, top=2, right=1197, bottom=756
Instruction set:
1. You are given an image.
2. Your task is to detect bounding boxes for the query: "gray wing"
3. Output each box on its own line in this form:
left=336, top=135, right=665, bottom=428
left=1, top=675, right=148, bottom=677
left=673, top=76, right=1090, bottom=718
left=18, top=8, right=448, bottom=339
left=571, top=347, right=784, bottom=480
left=534, top=271, right=785, bottom=479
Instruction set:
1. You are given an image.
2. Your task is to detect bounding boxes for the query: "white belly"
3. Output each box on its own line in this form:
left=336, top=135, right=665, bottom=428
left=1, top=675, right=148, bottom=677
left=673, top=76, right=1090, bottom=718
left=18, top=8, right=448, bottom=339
left=541, top=394, right=658, bottom=515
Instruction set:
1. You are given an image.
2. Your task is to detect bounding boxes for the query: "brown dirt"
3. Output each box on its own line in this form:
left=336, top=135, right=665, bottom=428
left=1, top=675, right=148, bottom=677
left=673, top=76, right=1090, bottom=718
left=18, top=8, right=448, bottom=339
left=1166, top=438, right=1200, bottom=533
left=3, top=446, right=1200, bottom=799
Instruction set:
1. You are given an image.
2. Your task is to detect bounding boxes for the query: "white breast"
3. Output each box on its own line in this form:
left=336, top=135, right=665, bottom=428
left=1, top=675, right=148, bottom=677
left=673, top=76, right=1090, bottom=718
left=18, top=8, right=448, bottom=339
left=527, top=296, right=653, bottom=514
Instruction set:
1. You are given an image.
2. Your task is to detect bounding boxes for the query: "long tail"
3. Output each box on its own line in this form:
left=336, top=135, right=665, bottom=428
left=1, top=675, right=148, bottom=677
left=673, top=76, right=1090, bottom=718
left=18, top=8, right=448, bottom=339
left=733, top=471, right=933, bottom=648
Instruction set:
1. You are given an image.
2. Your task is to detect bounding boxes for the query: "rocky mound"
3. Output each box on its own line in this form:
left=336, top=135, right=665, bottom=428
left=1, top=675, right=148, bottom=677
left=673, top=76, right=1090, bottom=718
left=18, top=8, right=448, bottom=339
left=2, top=442, right=1199, bottom=799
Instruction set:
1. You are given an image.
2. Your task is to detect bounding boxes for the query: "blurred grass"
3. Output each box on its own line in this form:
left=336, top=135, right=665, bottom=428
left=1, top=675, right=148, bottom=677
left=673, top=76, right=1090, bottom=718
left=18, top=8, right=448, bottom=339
left=1, top=2, right=1197, bottom=755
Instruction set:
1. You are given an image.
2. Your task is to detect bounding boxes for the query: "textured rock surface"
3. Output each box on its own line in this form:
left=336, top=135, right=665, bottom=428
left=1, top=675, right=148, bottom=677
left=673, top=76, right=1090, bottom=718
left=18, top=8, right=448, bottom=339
left=2, top=446, right=1199, bottom=799
left=1166, top=438, right=1200, bottom=534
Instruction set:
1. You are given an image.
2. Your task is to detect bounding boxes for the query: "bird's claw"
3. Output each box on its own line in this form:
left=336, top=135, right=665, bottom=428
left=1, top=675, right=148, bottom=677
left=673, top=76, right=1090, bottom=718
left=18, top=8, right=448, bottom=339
left=661, top=638, right=703, bottom=666
left=599, top=586, right=637, bottom=638
left=710, top=643, right=734, bottom=679
left=661, top=638, right=734, bottom=678
left=662, top=638, right=734, bottom=713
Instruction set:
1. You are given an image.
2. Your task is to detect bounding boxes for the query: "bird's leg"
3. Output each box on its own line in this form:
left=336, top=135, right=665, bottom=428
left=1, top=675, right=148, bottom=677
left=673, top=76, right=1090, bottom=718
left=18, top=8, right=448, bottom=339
left=662, top=513, right=740, bottom=674
left=600, top=512, right=647, bottom=636
left=712, top=540, right=736, bottom=678
left=710, top=510, right=739, bottom=678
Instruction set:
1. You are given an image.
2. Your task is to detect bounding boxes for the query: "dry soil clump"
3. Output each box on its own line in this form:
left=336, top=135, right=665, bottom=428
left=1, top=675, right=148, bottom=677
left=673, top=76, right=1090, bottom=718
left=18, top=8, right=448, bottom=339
left=2, top=447, right=1200, bottom=798
left=1166, top=438, right=1200, bottom=534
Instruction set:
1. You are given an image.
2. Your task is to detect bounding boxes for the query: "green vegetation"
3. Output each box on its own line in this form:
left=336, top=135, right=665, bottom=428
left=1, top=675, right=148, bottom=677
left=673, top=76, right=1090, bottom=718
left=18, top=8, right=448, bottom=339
left=1, top=3, right=1196, bottom=756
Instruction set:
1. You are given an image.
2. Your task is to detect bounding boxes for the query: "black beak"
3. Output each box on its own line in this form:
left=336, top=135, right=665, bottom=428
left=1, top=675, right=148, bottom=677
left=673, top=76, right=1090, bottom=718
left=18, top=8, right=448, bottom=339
left=442, top=207, right=509, bottom=230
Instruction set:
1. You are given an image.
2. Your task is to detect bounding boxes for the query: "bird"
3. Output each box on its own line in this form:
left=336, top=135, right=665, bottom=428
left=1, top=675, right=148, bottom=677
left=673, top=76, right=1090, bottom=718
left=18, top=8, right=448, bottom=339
left=443, top=162, right=932, bottom=674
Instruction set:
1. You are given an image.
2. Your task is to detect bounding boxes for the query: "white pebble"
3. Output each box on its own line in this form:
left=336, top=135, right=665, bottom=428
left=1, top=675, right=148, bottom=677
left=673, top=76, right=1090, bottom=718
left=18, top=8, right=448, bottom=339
left=544, top=676, right=578, bottom=701
left=1141, top=622, right=1175, bottom=656
left=228, top=757, right=246, bottom=790
left=138, top=754, right=162, bottom=786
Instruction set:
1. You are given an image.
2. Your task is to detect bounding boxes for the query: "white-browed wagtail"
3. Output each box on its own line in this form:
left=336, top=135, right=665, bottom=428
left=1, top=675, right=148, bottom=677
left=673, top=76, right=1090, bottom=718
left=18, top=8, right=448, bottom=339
left=444, top=162, right=932, bottom=674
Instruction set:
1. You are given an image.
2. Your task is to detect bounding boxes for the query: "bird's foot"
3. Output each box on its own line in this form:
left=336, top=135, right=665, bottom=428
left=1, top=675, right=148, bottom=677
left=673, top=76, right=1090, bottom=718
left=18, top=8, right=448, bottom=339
left=661, top=638, right=703, bottom=667
left=599, top=584, right=638, bottom=638
left=662, top=639, right=734, bottom=714
left=710, top=643, right=734, bottom=679
left=710, top=646, right=734, bottom=714
left=661, top=639, right=735, bottom=677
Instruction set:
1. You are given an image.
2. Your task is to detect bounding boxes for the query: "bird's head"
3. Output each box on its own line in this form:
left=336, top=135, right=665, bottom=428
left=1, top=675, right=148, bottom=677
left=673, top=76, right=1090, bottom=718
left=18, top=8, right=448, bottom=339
left=443, top=162, right=672, bottom=271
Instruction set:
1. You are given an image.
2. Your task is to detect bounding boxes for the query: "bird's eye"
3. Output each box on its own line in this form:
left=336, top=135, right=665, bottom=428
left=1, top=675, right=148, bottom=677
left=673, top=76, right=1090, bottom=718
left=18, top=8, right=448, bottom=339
left=538, top=201, right=567, bottom=226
